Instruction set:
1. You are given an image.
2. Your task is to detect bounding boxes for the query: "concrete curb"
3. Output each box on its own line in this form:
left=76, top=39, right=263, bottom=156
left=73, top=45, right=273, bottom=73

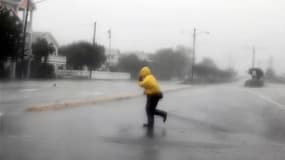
left=26, top=86, right=191, bottom=112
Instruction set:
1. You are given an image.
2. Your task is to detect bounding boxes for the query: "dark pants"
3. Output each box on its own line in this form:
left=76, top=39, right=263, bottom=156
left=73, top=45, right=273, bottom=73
left=145, top=93, right=166, bottom=127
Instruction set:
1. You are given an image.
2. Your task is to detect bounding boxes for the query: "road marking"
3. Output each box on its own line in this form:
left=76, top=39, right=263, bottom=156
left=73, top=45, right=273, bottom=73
left=79, top=91, right=103, bottom=96
left=241, top=89, right=285, bottom=109
left=19, top=88, right=39, bottom=92
left=26, top=86, right=192, bottom=112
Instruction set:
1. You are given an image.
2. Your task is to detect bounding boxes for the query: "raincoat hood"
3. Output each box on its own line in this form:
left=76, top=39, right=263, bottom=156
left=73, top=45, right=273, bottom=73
left=139, top=66, right=152, bottom=78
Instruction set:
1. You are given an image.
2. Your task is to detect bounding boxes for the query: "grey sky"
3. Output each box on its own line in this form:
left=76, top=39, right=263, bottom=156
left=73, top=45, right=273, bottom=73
left=33, top=0, right=285, bottom=74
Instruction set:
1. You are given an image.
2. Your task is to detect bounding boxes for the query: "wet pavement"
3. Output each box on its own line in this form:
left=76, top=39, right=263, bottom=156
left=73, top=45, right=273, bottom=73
left=0, top=80, right=185, bottom=113
left=1, top=82, right=285, bottom=159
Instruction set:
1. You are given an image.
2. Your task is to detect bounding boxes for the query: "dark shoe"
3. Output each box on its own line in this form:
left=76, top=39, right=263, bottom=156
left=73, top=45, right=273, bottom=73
left=143, top=123, right=149, bottom=127
left=143, top=123, right=153, bottom=129
left=163, top=113, right=167, bottom=123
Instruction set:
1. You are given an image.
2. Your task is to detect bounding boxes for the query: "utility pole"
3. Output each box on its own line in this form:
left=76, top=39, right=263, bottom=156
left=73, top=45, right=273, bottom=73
left=268, top=56, right=273, bottom=69
left=252, top=46, right=256, bottom=68
left=228, top=54, right=233, bottom=69
left=92, top=22, right=96, bottom=46
left=22, top=0, right=30, bottom=79
left=26, top=6, right=33, bottom=79
left=108, top=29, right=112, bottom=53
left=26, top=0, right=48, bottom=79
left=107, top=29, right=112, bottom=70
left=191, top=28, right=196, bottom=81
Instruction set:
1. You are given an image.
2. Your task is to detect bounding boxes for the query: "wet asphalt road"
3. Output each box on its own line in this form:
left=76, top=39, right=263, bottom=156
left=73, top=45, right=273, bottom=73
left=1, top=82, right=285, bottom=160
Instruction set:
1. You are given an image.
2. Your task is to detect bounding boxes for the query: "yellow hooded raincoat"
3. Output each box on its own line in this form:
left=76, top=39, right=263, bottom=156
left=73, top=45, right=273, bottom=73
left=138, top=66, right=161, bottom=95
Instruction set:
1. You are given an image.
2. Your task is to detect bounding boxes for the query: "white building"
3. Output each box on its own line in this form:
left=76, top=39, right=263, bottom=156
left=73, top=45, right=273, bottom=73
left=1, top=0, right=66, bottom=77
left=32, top=32, right=66, bottom=70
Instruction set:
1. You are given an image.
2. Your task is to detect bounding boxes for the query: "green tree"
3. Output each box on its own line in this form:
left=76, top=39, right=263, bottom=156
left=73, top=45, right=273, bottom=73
left=32, top=38, right=55, bottom=63
left=59, top=41, right=106, bottom=78
left=0, top=6, right=23, bottom=61
left=150, top=48, right=175, bottom=80
left=117, top=54, right=148, bottom=79
left=30, top=38, right=56, bottom=79
left=199, top=58, right=218, bottom=69
left=192, top=57, right=237, bottom=83
left=0, top=6, right=23, bottom=78
left=150, top=48, right=190, bottom=80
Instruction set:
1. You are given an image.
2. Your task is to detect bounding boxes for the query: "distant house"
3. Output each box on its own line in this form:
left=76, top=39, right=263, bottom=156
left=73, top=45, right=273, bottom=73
left=32, top=32, right=60, bottom=56
left=32, top=32, right=66, bottom=70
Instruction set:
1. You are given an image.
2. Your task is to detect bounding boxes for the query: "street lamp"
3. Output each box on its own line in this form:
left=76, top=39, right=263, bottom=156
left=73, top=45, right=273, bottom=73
left=251, top=46, right=256, bottom=68
left=191, top=27, right=210, bottom=81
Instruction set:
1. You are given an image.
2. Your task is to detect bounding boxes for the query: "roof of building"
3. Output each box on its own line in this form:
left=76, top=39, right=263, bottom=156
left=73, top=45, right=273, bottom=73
left=1, top=0, right=35, bottom=10
left=18, top=0, right=35, bottom=10
left=32, top=32, right=59, bottom=48
left=2, top=0, right=21, bottom=5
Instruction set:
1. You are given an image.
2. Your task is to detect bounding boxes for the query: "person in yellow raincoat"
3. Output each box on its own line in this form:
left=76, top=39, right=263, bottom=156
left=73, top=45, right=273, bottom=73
left=138, top=66, right=167, bottom=129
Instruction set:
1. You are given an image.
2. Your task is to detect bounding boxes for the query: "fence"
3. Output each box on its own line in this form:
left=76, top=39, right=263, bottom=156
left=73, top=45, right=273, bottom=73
left=56, top=70, right=130, bottom=80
